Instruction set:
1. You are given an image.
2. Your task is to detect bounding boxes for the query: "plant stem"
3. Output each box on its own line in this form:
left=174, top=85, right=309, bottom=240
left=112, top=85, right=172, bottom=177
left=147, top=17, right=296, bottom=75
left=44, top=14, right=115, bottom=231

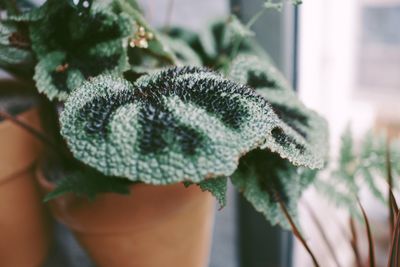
left=303, top=200, right=342, bottom=267
left=275, top=191, right=320, bottom=267
left=230, top=7, right=267, bottom=60
left=387, top=210, right=400, bottom=267
left=358, top=199, right=376, bottom=267
left=386, top=138, right=395, bottom=234
left=349, top=217, right=363, bottom=267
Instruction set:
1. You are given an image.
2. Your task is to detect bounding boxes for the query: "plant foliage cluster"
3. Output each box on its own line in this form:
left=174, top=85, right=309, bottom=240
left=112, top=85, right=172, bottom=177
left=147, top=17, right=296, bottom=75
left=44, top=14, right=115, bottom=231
left=0, top=0, right=328, bottom=231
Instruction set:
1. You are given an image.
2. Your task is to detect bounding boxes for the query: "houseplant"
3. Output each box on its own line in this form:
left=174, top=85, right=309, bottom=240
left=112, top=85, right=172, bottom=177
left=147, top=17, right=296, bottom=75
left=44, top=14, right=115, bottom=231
left=0, top=2, right=51, bottom=266
left=301, top=129, right=400, bottom=267
left=303, top=130, right=400, bottom=267
left=2, top=0, right=328, bottom=266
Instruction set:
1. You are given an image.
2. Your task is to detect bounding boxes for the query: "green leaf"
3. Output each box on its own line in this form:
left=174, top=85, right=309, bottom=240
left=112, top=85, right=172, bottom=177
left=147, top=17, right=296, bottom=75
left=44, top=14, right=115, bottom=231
left=228, top=54, right=329, bottom=169
left=0, top=21, right=34, bottom=73
left=232, top=149, right=317, bottom=228
left=60, top=66, right=312, bottom=185
left=115, top=0, right=177, bottom=65
left=358, top=132, right=400, bottom=203
left=228, top=54, right=292, bottom=94
left=227, top=53, right=328, bottom=226
left=28, top=0, right=135, bottom=100
left=160, top=34, right=202, bottom=66
left=44, top=166, right=132, bottom=201
left=168, top=19, right=267, bottom=68
left=198, top=177, right=228, bottom=208
left=314, top=130, right=400, bottom=220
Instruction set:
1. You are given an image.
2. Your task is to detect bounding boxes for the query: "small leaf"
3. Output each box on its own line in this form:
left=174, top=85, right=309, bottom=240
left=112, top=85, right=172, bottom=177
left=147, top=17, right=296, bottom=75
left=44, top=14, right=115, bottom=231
left=44, top=166, right=132, bottom=201
left=198, top=177, right=228, bottom=208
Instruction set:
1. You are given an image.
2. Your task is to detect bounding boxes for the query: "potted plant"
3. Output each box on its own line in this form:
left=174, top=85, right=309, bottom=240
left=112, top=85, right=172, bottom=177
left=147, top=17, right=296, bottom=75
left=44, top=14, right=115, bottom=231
left=0, top=2, right=52, bottom=266
left=306, top=130, right=400, bottom=267
left=3, top=0, right=328, bottom=266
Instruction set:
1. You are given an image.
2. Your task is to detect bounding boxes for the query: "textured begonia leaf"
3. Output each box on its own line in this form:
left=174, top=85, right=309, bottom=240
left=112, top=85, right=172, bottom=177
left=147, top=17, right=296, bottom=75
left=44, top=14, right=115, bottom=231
left=228, top=54, right=292, bottom=94
left=229, top=54, right=328, bottom=169
left=60, top=66, right=313, bottom=185
left=28, top=0, right=135, bottom=100
left=228, top=54, right=328, bottom=226
left=232, top=149, right=317, bottom=228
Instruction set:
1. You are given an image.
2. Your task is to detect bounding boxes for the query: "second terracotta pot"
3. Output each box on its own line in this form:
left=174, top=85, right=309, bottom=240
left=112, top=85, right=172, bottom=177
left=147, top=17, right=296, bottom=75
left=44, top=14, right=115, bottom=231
left=0, top=108, right=51, bottom=267
left=37, top=167, right=215, bottom=267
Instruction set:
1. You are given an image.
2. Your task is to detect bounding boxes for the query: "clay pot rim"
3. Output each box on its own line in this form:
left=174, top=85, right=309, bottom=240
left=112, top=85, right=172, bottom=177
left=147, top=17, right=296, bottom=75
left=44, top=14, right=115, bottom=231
left=35, top=158, right=215, bottom=234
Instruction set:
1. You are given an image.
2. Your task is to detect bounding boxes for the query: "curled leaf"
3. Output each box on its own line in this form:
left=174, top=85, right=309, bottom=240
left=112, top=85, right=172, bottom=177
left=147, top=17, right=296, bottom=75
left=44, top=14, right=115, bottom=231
left=232, top=149, right=317, bottom=227
left=228, top=53, right=328, bottom=226
left=229, top=54, right=329, bottom=169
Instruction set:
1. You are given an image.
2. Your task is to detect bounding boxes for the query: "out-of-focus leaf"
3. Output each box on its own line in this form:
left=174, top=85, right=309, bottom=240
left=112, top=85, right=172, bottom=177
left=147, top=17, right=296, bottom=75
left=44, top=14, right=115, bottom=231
left=44, top=165, right=132, bottom=201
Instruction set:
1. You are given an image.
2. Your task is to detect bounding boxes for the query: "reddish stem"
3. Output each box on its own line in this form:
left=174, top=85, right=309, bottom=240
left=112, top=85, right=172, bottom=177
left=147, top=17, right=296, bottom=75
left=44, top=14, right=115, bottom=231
left=387, top=210, right=400, bottom=267
left=358, top=200, right=376, bottom=267
left=349, top=217, right=363, bottom=267
left=275, top=192, right=320, bottom=267
left=303, top=201, right=342, bottom=267
left=386, top=139, right=396, bottom=234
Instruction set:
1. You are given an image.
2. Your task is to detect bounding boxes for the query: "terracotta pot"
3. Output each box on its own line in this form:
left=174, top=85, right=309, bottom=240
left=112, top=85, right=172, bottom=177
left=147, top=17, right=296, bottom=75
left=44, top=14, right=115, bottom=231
left=0, top=108, right=51, bottom=267
left=37, top=166, right=216, bottom=267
